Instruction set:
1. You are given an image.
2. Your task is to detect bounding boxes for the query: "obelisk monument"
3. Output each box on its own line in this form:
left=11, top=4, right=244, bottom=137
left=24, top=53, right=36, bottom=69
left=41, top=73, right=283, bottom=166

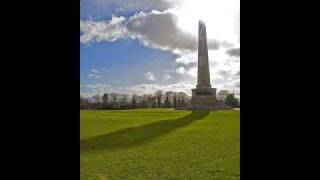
left=190, top=21, right=232, bottom=110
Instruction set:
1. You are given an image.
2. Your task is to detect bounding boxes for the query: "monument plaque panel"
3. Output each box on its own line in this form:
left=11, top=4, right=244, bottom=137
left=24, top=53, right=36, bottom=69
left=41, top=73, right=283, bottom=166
left=196, top=91, right=213, bottom=96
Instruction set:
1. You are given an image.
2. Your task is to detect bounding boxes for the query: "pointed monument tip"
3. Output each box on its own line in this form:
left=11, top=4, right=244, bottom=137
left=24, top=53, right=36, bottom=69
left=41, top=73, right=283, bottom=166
left=199, top=20, right=205, bottom=26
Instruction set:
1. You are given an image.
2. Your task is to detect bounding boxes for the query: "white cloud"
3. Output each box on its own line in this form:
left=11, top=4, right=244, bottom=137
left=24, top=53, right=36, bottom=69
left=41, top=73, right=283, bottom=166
left=81, top=83, right=112, bottom=96
left=144, top=72, right=156, bottom=81
left=163, top=74, right=171, bottom=80
left=88, top=73, right=100, bottom=79
left=80, top=16, right=128, bottom=44
left=176, top=66, right=186, bottom=74
left=127, top=82, right=193, bottom=95
left=175, top=64, right=195, bottom=77
left=175, top=53, right=197, bottom=64
left=88, top=68, right=101, bottom=78
left=91, top=68, right=99, bottom=73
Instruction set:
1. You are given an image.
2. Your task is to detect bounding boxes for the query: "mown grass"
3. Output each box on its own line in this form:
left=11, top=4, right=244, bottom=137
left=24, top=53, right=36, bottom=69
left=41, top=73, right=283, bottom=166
left=80, top=109, right=240, bottom=180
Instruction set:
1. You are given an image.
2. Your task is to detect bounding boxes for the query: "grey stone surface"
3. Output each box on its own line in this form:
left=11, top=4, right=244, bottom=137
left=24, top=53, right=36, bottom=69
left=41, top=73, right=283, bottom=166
left=197, top=21, right=211, bottom=86
left=190, top=21, right=232, bottom=110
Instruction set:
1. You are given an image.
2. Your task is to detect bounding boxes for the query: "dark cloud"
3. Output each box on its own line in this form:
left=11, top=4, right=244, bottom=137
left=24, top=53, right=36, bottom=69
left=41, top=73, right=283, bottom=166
left=127, top=11, right=198, bottom=51
left=226, top=48, right=240, bottom=57
left=217, top=70, right=229, bottom=79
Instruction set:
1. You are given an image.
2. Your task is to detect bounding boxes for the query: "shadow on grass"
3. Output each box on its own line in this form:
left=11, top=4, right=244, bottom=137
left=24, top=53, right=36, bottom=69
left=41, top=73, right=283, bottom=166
left=80, top=111, right=209, bottom=153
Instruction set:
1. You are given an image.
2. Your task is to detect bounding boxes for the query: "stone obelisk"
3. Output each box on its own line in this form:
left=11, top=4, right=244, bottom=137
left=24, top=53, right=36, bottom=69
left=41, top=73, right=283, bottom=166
left=190, top=21, right=232, bottom=110
left=197, top=20, right=211, bottom=90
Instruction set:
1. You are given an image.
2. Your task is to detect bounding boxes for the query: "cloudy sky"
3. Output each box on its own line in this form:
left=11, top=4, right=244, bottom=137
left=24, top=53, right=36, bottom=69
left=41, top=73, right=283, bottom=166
left=80, top=0, right=240, bottom=97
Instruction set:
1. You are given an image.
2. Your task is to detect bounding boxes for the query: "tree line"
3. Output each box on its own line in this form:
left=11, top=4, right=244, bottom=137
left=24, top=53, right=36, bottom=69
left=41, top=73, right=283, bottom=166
left=80, top=90, right=239, bottom=110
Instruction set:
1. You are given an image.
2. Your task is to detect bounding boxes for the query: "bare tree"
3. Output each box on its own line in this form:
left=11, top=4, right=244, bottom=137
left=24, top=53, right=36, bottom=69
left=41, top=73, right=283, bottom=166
left=217, top=90, right=230, bottom=102
left=80, top=95, right=89, bottom=109
left=164, top=91, right=170, bottom=108
left=102, top=93, right=108, bottom=109
left=92, top=94, right=102, bottom=103
left=177, top=92, right=188, bottom=107
left=109, top=93, right=118, bottom=104
left=155, top=90, right=163, bottom=108
left=132, top=94, right=137, bottom=108
left=225, top=93, right=239, bottom=108
left=81, top=90, right=192, bottom=110
left=120, top=94, right=129, bottom=107
left=143, top=94, right=153, bottom=108
left=151, top=95, right=157, bottom=108
left=173, top=92, right=177, bottom=108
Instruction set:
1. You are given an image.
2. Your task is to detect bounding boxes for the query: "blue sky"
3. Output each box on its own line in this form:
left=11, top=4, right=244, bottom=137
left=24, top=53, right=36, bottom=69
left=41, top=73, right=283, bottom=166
left=80, top=0, right=240, bottom=97
left=81, top=40, right=178, bottom=86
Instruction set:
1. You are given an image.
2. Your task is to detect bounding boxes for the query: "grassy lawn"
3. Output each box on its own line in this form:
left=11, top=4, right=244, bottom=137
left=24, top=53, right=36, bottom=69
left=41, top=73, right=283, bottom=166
left=80, top=109, right=240, bottom=180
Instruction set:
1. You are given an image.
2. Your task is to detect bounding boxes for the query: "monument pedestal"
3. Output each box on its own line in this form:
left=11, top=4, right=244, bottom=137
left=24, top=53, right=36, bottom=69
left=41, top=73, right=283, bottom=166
left=190, top=87, right=232, bottom=110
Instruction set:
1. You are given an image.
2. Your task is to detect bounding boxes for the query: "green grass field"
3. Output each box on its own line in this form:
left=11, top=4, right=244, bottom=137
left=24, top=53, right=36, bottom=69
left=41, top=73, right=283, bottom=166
left=80, top=109, right=240, bottom=180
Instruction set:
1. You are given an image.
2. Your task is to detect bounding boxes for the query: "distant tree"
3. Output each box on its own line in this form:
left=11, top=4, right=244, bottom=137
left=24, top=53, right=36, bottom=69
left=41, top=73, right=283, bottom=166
left=92, top=94, right=102, bottom=103
left=102, top=93, right=108, bottom=109
left=225, top=94, right=233, bottom=106
left=140, top=95, right=147, bottom=108
left=144, top=94, right=153, bottom=108
left=233, top=98, right=239, bottom=108
left=151, top=96, right=157, bottom=108
left=177, top=92, right=188, bottom=107
left=164, top=91, right=171, bottom=108
left=81, top=90, right=193, bottom=110
left=81, top=97, right=89, bottom=109
left=120, top=94, right=129, bottom=104
left=225, top=94, right=239, bottom=108
left=217, top=90, right=229, bottom=102
left=155, top=90, right=163, bottom=108
left=173, top=92, right=177, bottom=108
left=109, top=93, right=118, bottom=104
left=109, top=93, right=120, bottom=109
left=119, top=94, right=130, bottom=109
left=80, top=95, right=87, bottom=109
left=80, top=95, right=84, bottom=104
left=92, top=94, right=102, bottom=109
left=132, top=94, right=137, bottom=108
